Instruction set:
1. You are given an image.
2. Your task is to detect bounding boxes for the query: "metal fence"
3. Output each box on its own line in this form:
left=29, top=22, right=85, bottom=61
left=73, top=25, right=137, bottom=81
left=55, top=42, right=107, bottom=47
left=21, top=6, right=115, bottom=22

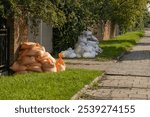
left=0, top=28, right=9, bottom=73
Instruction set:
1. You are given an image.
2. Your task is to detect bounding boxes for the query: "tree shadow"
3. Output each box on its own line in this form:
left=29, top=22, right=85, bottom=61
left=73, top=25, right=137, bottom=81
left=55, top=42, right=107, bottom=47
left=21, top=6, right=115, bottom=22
left=137, top=43, right=150, bottom=46
left=99, top=38, right=150, bottom=61
left=122, top=50, right=150, bottom=61
left=144, top=36, right=150, bottom=38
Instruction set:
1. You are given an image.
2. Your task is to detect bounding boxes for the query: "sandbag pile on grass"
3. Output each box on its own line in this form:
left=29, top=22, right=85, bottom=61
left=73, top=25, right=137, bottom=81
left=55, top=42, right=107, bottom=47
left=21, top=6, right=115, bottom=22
left=10, top=42, right=66, bottom=74
left=61, top=30, right=103, bottom=58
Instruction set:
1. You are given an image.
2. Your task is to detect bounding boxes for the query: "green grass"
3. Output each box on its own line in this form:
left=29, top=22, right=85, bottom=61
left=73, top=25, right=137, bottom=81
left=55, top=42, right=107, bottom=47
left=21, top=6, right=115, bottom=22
left=0, top=69, right=102, bottom=100
left=97, top=31, right=144, bottom=60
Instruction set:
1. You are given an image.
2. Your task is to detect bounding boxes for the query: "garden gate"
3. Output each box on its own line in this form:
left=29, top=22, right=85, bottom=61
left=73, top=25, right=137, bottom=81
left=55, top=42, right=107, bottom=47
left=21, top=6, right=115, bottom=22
left=0, top=18, right=9, bottom=74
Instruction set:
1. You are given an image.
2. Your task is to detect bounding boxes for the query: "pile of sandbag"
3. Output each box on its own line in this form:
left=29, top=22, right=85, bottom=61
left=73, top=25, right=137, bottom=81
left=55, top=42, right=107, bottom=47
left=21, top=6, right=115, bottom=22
left=61, top=30, right=103, bottom=58
left=10, top=42, right=66, bottom=74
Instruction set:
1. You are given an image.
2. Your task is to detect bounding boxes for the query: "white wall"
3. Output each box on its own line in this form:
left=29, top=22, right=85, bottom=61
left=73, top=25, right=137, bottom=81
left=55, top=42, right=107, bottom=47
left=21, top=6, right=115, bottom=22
left=28, top=20, right=53, bottom=53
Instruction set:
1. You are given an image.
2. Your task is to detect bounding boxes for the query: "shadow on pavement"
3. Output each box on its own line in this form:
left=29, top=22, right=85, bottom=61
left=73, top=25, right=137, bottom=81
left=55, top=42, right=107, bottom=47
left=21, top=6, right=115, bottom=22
left=122, top=50, right=150, bottom=61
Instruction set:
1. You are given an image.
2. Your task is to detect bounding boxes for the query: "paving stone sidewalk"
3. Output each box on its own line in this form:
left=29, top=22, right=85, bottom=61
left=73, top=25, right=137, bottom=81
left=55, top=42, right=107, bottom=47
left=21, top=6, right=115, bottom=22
left=65, top=30, right=150, bottom=100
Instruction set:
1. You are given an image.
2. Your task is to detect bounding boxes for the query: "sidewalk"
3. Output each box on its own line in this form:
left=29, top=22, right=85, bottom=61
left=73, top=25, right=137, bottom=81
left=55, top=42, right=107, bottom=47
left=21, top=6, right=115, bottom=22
left=65, top=30, right=150, bottom=100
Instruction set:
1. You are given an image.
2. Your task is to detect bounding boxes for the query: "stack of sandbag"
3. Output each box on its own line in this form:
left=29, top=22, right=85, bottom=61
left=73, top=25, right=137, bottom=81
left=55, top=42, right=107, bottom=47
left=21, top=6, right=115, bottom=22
left=10, top=42, right=66, bottom=74
left=61, top=30, right=103, bottom=58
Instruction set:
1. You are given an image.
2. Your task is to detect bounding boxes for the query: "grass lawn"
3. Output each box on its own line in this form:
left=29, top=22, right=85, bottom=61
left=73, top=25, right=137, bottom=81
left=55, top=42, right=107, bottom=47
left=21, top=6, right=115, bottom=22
left=97, top=31, right=144, bottom=60
left=0, top=69, right=102, bottom=100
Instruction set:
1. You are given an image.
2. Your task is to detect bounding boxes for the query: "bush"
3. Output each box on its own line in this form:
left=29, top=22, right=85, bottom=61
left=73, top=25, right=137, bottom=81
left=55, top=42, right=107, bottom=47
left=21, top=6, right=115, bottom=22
left=53, top=1, right=93, bottom=54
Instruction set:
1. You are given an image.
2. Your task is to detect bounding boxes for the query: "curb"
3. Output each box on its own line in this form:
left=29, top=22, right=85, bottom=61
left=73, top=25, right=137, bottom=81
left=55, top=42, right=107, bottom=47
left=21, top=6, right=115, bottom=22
left=71, top=73, right=105, bottom=100
left=116, top=52, right=127, bottom=61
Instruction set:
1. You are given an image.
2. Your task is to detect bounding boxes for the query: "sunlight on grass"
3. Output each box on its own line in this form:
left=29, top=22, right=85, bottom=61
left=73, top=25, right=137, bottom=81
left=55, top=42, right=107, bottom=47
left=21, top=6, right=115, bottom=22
left=0, top=69, right=102, bottom=100
left=97, top=32, right=144, bottom=60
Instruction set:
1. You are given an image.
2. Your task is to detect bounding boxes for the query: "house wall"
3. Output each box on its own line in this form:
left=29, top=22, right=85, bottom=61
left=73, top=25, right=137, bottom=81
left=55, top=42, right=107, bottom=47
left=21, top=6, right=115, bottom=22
left=28, top=20, right=53, bottom=53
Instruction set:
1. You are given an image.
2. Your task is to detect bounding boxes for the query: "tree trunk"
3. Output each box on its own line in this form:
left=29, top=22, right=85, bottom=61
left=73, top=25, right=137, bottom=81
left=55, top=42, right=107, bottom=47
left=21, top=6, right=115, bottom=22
left=103, top=20, right=111, bottom=40
left=110, top=23, right=120, bottom=38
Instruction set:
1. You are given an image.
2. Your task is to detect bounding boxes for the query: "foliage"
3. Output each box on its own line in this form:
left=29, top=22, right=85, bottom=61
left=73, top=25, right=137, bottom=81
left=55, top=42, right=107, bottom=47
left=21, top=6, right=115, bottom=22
left=53, top=0, right=148, bottom=53
left=0, top=0, right=66, bottom=26
left=0, top=0, right=66, bottom=38
left=0, top=69, right=102, bottom=100
left=90, top=0, right=148, bottom=32
left=0, top=0, right=148, bottom=52
left=53, top=0, right=93, bottom=53
left=144, top=4, right=150, bottom=27
left=97, top=31, right=144, bottom=60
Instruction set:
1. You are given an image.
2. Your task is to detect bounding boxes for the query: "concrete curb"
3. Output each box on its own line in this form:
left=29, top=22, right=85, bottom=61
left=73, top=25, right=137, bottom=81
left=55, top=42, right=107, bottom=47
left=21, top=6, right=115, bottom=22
left=116, top=52, right=127, bottom=61
left=71, top=73, right=105, bottom=100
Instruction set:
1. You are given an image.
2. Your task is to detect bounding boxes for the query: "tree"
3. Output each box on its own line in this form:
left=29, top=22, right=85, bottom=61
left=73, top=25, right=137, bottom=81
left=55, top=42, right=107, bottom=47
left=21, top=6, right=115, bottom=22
left=90, top=0, right=148, bottom=37
left=53, top=0, right=94, bottom=53
left=0, top=0, right=66, bottom=33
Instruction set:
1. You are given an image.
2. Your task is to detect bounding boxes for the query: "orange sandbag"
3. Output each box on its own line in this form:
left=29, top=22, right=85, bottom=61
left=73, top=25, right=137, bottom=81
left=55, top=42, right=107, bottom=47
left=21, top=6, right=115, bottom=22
left=10, top=62, right=27, bottom=72
left=42, top=61, right=54, bottom=68
left=32, top=45, right=45, bottom=51
left=24, top=48, right=45, bottom=57
left=18, top=56, right=36, bottom=65
left=36, top=52, right=56, bottom=63
left=43, top=52, right=56, bottom=63
left=41, top=46, right=46, bottom=52
left=41, top=59, right=57, bottom=72
left=20, top=42, right=38, bottom=50
left=29, top=62, right=42, bottom=67
left=18, top=49, right=29, bottom=59
left=27, top=65, right=42, bottom=72
left=41, top=59, right=54, bottom=68
left=42, top=66, right=57, bottom=72
left=56, top=53, right=66, bottom=72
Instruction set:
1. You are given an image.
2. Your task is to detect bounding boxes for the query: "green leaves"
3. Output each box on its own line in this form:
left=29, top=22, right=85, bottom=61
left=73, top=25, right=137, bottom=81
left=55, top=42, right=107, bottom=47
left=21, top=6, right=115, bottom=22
left=0, top=0, right=66, bottom=27
left=53, top=0, right=92, bottom=53
left=0, top=0, right=148, bottom=51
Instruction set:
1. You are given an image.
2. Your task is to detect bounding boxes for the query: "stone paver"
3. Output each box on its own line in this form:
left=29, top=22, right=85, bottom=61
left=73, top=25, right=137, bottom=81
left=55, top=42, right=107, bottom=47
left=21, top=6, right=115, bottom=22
left=79, top=75, right=150, bottom=100
left=69, top=30, right=150, bottom=100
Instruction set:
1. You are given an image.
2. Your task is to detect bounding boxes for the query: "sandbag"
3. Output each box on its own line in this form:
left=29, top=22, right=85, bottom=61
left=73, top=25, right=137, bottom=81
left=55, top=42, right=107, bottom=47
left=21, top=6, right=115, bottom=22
left=76, top=54, right=82, bottom=58
left=82, top=30, right=92, bottom=36
left=78, top=36, right=87, bottom=43
left=87, top=41, right=98, bottom=47
left=20, top=42, right=37, bottom=50
left=56, top=53, right=66, bottom=72
left=29, top=62, right=42, bottom=67
left=91, top=35, right=99, bottom=42
left=11, top=41, right=64, bottom=74
left=18, top=50, right=29, bottom=59
left=82, top=45, right=94, bottom=53
left=36, top=52, right=56, bottom=63
left=82, top=52, right=96, bottom=58
left=74, top=44, right=84, bottom=55
left=18, top=56, right=36, bottom=65
left=27, top=65, right=42, bottom=72
left=42, top=65, right=57, bottom=72
left=41, top=58, right=57, bottom=72
left=43, top=52, right=56, bottom=63
left=41, top=46, right=46, bottom=52
left=61, top=48, right=76, bottom=58
left=42, top=60, right=55, bottom=69
left=10, top=62, right=27, bottom=72
left=69, top=53, right=76, bottom=58
left=60, top=30, right=102, bottom=58
left=25, top=49, right=45, bottom=57
left=59, top=64, right=66, bottom=72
